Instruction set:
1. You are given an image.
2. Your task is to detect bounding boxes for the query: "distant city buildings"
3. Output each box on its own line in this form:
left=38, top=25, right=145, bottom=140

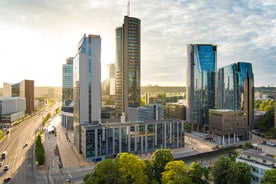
left=3, top=79, right=34, bottom=114
left=61, top=57, right=74, bottom=129
left=128, top=103, right=164, bottom=121
left=102, top=63, right=116, bottom=96
left=0, top=97, right=26, bottom=125
left=115, top=16, right=141, bottom=119
left=165, top=102, right=186, bottom=120
left=73, top=34, right=102, bottom=153
left=186, top=44, right=217, bottom=132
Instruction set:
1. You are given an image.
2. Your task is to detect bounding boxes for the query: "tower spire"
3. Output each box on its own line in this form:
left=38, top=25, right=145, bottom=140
left=127, top=0, right=130, bottom=16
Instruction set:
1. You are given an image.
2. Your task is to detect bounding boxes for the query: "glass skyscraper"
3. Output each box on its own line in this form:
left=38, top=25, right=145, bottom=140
left=216, top=62, right=254, bottom=138
left=115, top=16, right=141, bottom=119
left=73, top=34, right=101, bottom=153
left=186, top=44, right=217, bottom=131
left=61, top=57, right=74, bottom=129
left=62, top=57, right=73, bottom=106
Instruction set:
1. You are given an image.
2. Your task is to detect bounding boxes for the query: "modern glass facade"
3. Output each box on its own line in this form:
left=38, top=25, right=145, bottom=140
left=186, top=44, right=217, bottom=131
left=80, top=120, right=185, bottom=162
left=62, top=57, right=74, bottom=128
left=115, top=27, right=124, bottom=115
left=216, top=62, right=254, bottom=137
left=73, top=34, right=101, bottom=153
left=115, top=16, right=141, bottom=118
left=62, top=57, right=73, bottom=106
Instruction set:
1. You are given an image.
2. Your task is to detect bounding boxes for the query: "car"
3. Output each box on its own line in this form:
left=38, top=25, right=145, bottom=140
left=22, top=143, right=28, bottom=149
left=3, top=177, right=11, bottom=183
left=0, top=162, right=3, bottom=167
left=3, top=165, right=9, bottom=171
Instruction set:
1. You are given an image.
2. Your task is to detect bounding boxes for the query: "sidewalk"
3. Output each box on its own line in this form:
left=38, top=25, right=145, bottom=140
left=56, top=120, right=94, bottom=168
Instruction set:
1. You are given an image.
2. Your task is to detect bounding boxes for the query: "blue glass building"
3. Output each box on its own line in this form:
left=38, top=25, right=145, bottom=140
left=61, top=57, right=74, bottom=128
left=186, top=44, right=217, bottom=131
left=216, top=62, right=254, bottom=138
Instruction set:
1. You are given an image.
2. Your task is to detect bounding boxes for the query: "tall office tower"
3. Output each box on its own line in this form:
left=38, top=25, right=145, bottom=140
left=62, top=57, right=74, bottom=106
left=3, top=80, right=34, bottom=114
left=186, top=44, right=217, bottom=132
left=115, top=16, right=141, bottom=119
left=216, top=62, right=254, bottom=138
left=61, top=57, right=74, bottom=128
left=107, top=63, right=115, bottom=79
left=73, top=34, right=101, bottom=153
left=107, top=63, right=116, bottom=95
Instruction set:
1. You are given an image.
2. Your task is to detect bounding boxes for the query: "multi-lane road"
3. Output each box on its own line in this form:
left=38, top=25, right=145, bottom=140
left=0, top=111, right=45, bottom=183
left=0, top=103, right=93, bottom=184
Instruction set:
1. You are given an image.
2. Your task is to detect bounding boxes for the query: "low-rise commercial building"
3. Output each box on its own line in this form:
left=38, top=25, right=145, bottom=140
left=236, top=149, right=276, bottom=184
left=80, top=119, right=185, bottom=162
left=209, top=109, right=249, bottom=145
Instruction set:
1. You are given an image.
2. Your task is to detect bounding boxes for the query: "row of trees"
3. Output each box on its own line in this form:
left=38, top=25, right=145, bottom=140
left=83, top=149, right=276, bottom=184
left=35, top=132, right=45, bottom=165
left=42, top=112, right=51, bottom=126
left=83, top=149, right=209, bottom=184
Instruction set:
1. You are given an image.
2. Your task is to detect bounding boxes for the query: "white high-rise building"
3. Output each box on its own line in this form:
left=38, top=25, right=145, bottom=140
left=73, top=34, right=101, bottom=153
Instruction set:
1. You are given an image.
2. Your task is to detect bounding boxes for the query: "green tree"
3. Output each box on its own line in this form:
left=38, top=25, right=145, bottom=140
left=83, top=159, right=120, bottom=184
left=212, top=157, right=233, bottom=184
left=161, top=160, right=193, bottom=184
left=213, top=157, right=251, bottom=184
left=151, top=149, right=174, bottom=183
left=188, top=162, right=209, bottom=184
left=184, top=122, right=192, bottom=133
left=257, top=107, right=274, bottom=132
left=227, top=162, right=251, bottom=184
left=35, top=133, right=45, bottom=165
left=262, top=169, right=276, bottom=184
left=116, top=153, right=148, bottom=184
left=144, top=159, right=158, bottom=184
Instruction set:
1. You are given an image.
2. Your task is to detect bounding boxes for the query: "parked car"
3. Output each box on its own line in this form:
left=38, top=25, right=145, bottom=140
left=3, top=177, right=11, bottom=183
left=3, top=165, right=9, bottom=171
left=0, top=162, right=3, bottom=167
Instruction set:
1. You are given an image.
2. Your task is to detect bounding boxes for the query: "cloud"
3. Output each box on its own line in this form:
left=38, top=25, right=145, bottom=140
left=0, top=0, right=275, bottom=87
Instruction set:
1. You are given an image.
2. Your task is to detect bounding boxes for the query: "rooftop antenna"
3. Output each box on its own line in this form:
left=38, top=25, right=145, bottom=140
left=127, top=0, right=130, bottom=16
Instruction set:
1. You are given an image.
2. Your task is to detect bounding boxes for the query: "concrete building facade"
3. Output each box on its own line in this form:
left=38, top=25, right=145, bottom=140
left=209, top=109, right=248, bottom=145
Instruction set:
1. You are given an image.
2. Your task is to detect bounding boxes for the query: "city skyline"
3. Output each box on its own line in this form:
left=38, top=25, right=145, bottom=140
left=0, top=0, right=275, bottom=87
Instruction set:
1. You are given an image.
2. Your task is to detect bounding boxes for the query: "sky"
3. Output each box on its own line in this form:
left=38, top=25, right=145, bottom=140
left=0, top=0, right=275, bottom=87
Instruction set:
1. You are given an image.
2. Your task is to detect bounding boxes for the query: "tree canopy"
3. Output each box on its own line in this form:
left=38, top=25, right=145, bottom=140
left=151, top=149, right=174, bottom=183
left=262, top=169, right=276, bottom=184
left=213, top=157, right=251, bottom=184
left=161, top=160, right=192, bottom=184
